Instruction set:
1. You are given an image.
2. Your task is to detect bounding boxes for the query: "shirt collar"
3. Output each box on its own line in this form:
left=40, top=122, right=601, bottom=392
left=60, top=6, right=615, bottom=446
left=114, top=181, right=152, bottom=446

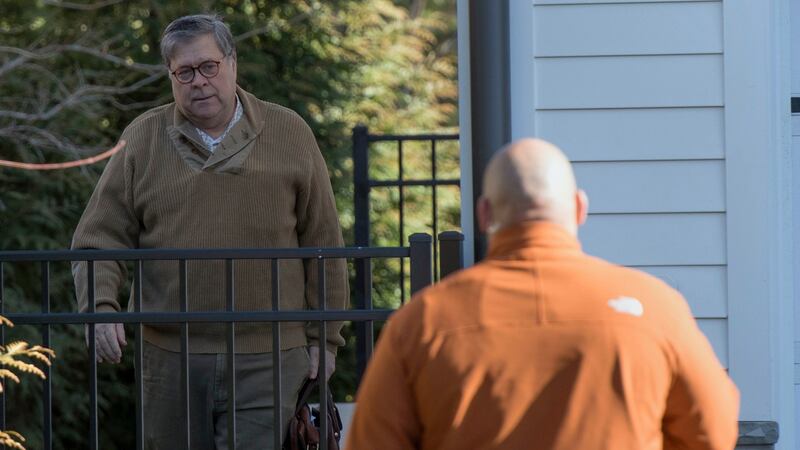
left=196, top=94, right=243, bottom=152
left=487, top=221, right=582, bottom=260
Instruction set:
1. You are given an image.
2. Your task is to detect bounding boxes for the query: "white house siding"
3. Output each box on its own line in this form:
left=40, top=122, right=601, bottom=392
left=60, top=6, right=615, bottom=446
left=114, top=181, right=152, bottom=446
left=507, top=0, right=793, bottom=447
left=511, top=0, right=728, bottom=364
left=792, top=0, right=800, bottom=441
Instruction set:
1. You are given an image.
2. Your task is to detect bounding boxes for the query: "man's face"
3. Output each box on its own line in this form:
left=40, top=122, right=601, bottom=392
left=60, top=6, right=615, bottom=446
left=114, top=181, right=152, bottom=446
left=168, top=33, right=237, bottom=131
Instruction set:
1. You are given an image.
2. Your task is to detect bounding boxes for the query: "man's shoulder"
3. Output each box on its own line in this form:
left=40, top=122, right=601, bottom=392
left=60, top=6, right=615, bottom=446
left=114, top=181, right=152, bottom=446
left=124, top=103, right=172, bottom=135
left=580, top=252, right=678, bottom=295
left=262, top=100, right=303, bottom=120
left=576, top=253, right=695, bottom=328
left=240, top=89, right=308, bottom=127
left=393, top=264, right=490, bottom=322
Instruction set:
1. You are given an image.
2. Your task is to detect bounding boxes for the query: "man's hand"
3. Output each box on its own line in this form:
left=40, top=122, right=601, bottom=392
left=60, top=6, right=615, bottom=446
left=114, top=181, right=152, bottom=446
left=85, top=323, right=127, bottom=364
left=308, top=345, right=336, bottom=381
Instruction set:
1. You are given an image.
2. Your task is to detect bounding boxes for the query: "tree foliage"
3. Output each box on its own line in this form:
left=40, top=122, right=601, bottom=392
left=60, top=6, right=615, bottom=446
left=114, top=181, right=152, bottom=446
left=0, top=0, right=457, bottom=447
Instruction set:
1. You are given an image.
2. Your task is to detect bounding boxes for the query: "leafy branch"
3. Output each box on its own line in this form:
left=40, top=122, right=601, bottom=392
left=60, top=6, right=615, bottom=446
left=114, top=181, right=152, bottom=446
left=0, top=316, right=55, bottom=450
left=0, top=430, right=25, bottom=450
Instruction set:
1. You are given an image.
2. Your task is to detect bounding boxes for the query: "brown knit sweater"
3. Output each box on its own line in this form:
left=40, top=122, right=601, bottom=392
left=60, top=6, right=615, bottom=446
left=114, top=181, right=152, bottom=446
left=71, top=87, right=348, bottom=354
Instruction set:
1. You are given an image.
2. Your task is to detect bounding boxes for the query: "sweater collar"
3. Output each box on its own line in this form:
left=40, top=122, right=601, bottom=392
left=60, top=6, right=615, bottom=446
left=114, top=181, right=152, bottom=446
left=167, top=86, right=265, bottom=172
left=487, top=221, right=582, bottom=260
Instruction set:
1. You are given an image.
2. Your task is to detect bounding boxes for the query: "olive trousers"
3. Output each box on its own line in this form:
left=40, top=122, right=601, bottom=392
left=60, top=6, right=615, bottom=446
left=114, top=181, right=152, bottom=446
left=142, top=342, right=309, bottom=450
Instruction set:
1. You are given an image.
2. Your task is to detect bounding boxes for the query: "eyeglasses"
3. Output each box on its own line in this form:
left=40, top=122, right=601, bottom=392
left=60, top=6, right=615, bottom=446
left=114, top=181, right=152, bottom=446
left=170, top=59, right=223, bottom=84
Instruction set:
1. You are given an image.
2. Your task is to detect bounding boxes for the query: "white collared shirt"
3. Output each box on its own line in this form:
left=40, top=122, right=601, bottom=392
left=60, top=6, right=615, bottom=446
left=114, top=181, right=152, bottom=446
left=196, top=95, right=243, bottom=153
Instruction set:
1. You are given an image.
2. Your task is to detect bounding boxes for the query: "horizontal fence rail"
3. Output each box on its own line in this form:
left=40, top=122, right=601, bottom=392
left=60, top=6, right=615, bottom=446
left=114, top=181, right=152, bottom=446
left=3, top=310, right=397, bottom=325
left=0, top=246, right=411, bottom=262
left=0, top=233, right=463, bottom=450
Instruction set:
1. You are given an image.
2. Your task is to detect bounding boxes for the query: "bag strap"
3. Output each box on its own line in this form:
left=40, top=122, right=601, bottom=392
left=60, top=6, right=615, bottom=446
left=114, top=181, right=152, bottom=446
left=293, top=377, right=341, bottom=430
left=293, top=377, right=318, bottom=415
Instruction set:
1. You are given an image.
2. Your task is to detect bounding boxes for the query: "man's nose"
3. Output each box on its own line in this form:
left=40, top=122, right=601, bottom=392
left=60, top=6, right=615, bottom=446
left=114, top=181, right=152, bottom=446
left=190, top=70, right=209, bottom=87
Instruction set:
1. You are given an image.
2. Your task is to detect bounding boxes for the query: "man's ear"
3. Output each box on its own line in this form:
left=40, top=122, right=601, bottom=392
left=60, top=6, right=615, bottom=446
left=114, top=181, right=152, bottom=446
left=576, top=189, right=589, bottom=226
left=477, top=196, right=493, bottom=234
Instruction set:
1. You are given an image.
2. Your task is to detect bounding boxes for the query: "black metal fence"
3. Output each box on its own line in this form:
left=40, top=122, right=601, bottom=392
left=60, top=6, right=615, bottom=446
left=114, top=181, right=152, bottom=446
left=352, top=125, right=460, bottom=381
left=0, top=233, right=464, bottom=450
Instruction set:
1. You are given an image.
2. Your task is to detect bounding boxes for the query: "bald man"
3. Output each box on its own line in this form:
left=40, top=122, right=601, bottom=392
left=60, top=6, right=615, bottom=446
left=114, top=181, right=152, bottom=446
left=346, top=138, right=739, bottom=450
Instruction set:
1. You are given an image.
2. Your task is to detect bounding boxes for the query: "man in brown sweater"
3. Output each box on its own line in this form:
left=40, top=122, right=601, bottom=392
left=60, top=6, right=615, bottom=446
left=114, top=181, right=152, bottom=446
left=71, top=14, right=348, bottom=450
left=346, top=138, right=739, bottom=450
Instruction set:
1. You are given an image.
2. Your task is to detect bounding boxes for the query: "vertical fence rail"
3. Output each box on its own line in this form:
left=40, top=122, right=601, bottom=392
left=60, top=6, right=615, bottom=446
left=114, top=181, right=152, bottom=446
left=398, top=140, right=406, bottom=304
left=431, top=140, right=439, bottom=281
left=271, top=259, right=282, bottom=450
left=359, top=258, right=373, bottom=380
left=133, top=261, right=144, bottom=450
left=41, top=261, right=52, bottom=450
left=87, top=261, right=98, bottom=450
left=179, top=260, right=190, bottom=450
left=317, top=258, right=328, bottom=450
left=0, top=262, right=5, bottom=431
left=225, top=259, right=236, bottom=450
left=352, top=125, right=371, bottom=384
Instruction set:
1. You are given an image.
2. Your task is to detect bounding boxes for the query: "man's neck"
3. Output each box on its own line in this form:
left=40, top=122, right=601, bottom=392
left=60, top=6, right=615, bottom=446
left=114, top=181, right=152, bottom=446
left=197, top=100, right=237, bottom=138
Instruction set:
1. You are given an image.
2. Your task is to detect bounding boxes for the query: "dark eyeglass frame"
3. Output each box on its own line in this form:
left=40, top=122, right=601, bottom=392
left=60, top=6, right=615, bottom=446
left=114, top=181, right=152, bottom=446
left=170, top=59, right=224, bottom=84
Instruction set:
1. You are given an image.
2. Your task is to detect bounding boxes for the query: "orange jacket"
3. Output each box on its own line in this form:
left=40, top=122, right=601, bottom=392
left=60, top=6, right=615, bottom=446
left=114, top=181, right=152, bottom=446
left=346, top=221, right=739, bottom=450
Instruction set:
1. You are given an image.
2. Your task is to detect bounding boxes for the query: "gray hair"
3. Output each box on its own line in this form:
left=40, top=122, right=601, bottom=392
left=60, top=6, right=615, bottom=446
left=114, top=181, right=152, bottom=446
left=160, top=14, right=236, bottom=67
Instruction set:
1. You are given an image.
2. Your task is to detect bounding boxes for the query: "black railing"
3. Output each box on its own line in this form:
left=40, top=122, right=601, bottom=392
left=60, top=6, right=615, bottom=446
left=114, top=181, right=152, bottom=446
left=352, top=125, right=460, bottom=382
left=0, top=233, right=464, bottom=450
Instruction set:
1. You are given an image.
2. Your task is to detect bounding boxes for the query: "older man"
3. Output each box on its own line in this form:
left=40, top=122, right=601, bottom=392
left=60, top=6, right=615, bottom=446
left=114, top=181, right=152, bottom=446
left=71, top=14, right=347, bottom=450
left=346, top=138, right=739, bottom=450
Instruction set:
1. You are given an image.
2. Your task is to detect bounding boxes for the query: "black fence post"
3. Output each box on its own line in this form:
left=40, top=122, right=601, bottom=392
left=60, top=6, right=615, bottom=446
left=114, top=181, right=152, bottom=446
left=353, top=125, right=370, bottom=248
left=438, top=232, right=465, bottom=280
left=352, top=124, right=371, bottom=384
left=409, top=233, right=433, bottom=295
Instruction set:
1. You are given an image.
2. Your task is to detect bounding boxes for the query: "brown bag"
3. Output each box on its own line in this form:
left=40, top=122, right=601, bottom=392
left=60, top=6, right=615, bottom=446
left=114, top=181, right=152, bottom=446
left=284, top=378, right=343, bottom=450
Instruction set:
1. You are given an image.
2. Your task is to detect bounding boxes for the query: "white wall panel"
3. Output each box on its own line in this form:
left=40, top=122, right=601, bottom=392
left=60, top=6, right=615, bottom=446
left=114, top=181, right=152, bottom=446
left=724, top=0, right=793, bottom=425
left=535, top=55, right=724, bottom=109
left=573, top=160, right=725, bottom=214
left=637, top=266, right=727, bottom=318
left=792, top=0, right=800, bottom=94
left=538, top=108, right=725, bottom=161
left=580, top=213, right=726, bottom=266
left=698, top=318, right=728, bottom=368
left=534, top=2, right=722, bottom=57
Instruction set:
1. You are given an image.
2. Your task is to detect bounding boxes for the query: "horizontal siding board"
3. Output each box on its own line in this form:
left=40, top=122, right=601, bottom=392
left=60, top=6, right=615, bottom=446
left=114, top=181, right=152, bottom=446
left=535, top=55, right=724, bottom=109
left=637, top=266, right=726, bottom=318
left=581, top=213, right=726, bottom=265
left=697, top=318, right=728, bottom=368
left=534, top=2, right=722, bottom=57
left=794, top=0, right=800, bottom=93
left=535, top=0, right=720, bottom=4
left=537, top=108, right=725, bottom=161
left=573, top=160, right=725, bottom=213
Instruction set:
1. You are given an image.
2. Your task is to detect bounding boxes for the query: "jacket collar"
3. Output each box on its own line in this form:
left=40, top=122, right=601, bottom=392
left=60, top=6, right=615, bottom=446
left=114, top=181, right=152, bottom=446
left=166, top=86, right=265, bottom=172
left=487, top=221, right=582, bottom=260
